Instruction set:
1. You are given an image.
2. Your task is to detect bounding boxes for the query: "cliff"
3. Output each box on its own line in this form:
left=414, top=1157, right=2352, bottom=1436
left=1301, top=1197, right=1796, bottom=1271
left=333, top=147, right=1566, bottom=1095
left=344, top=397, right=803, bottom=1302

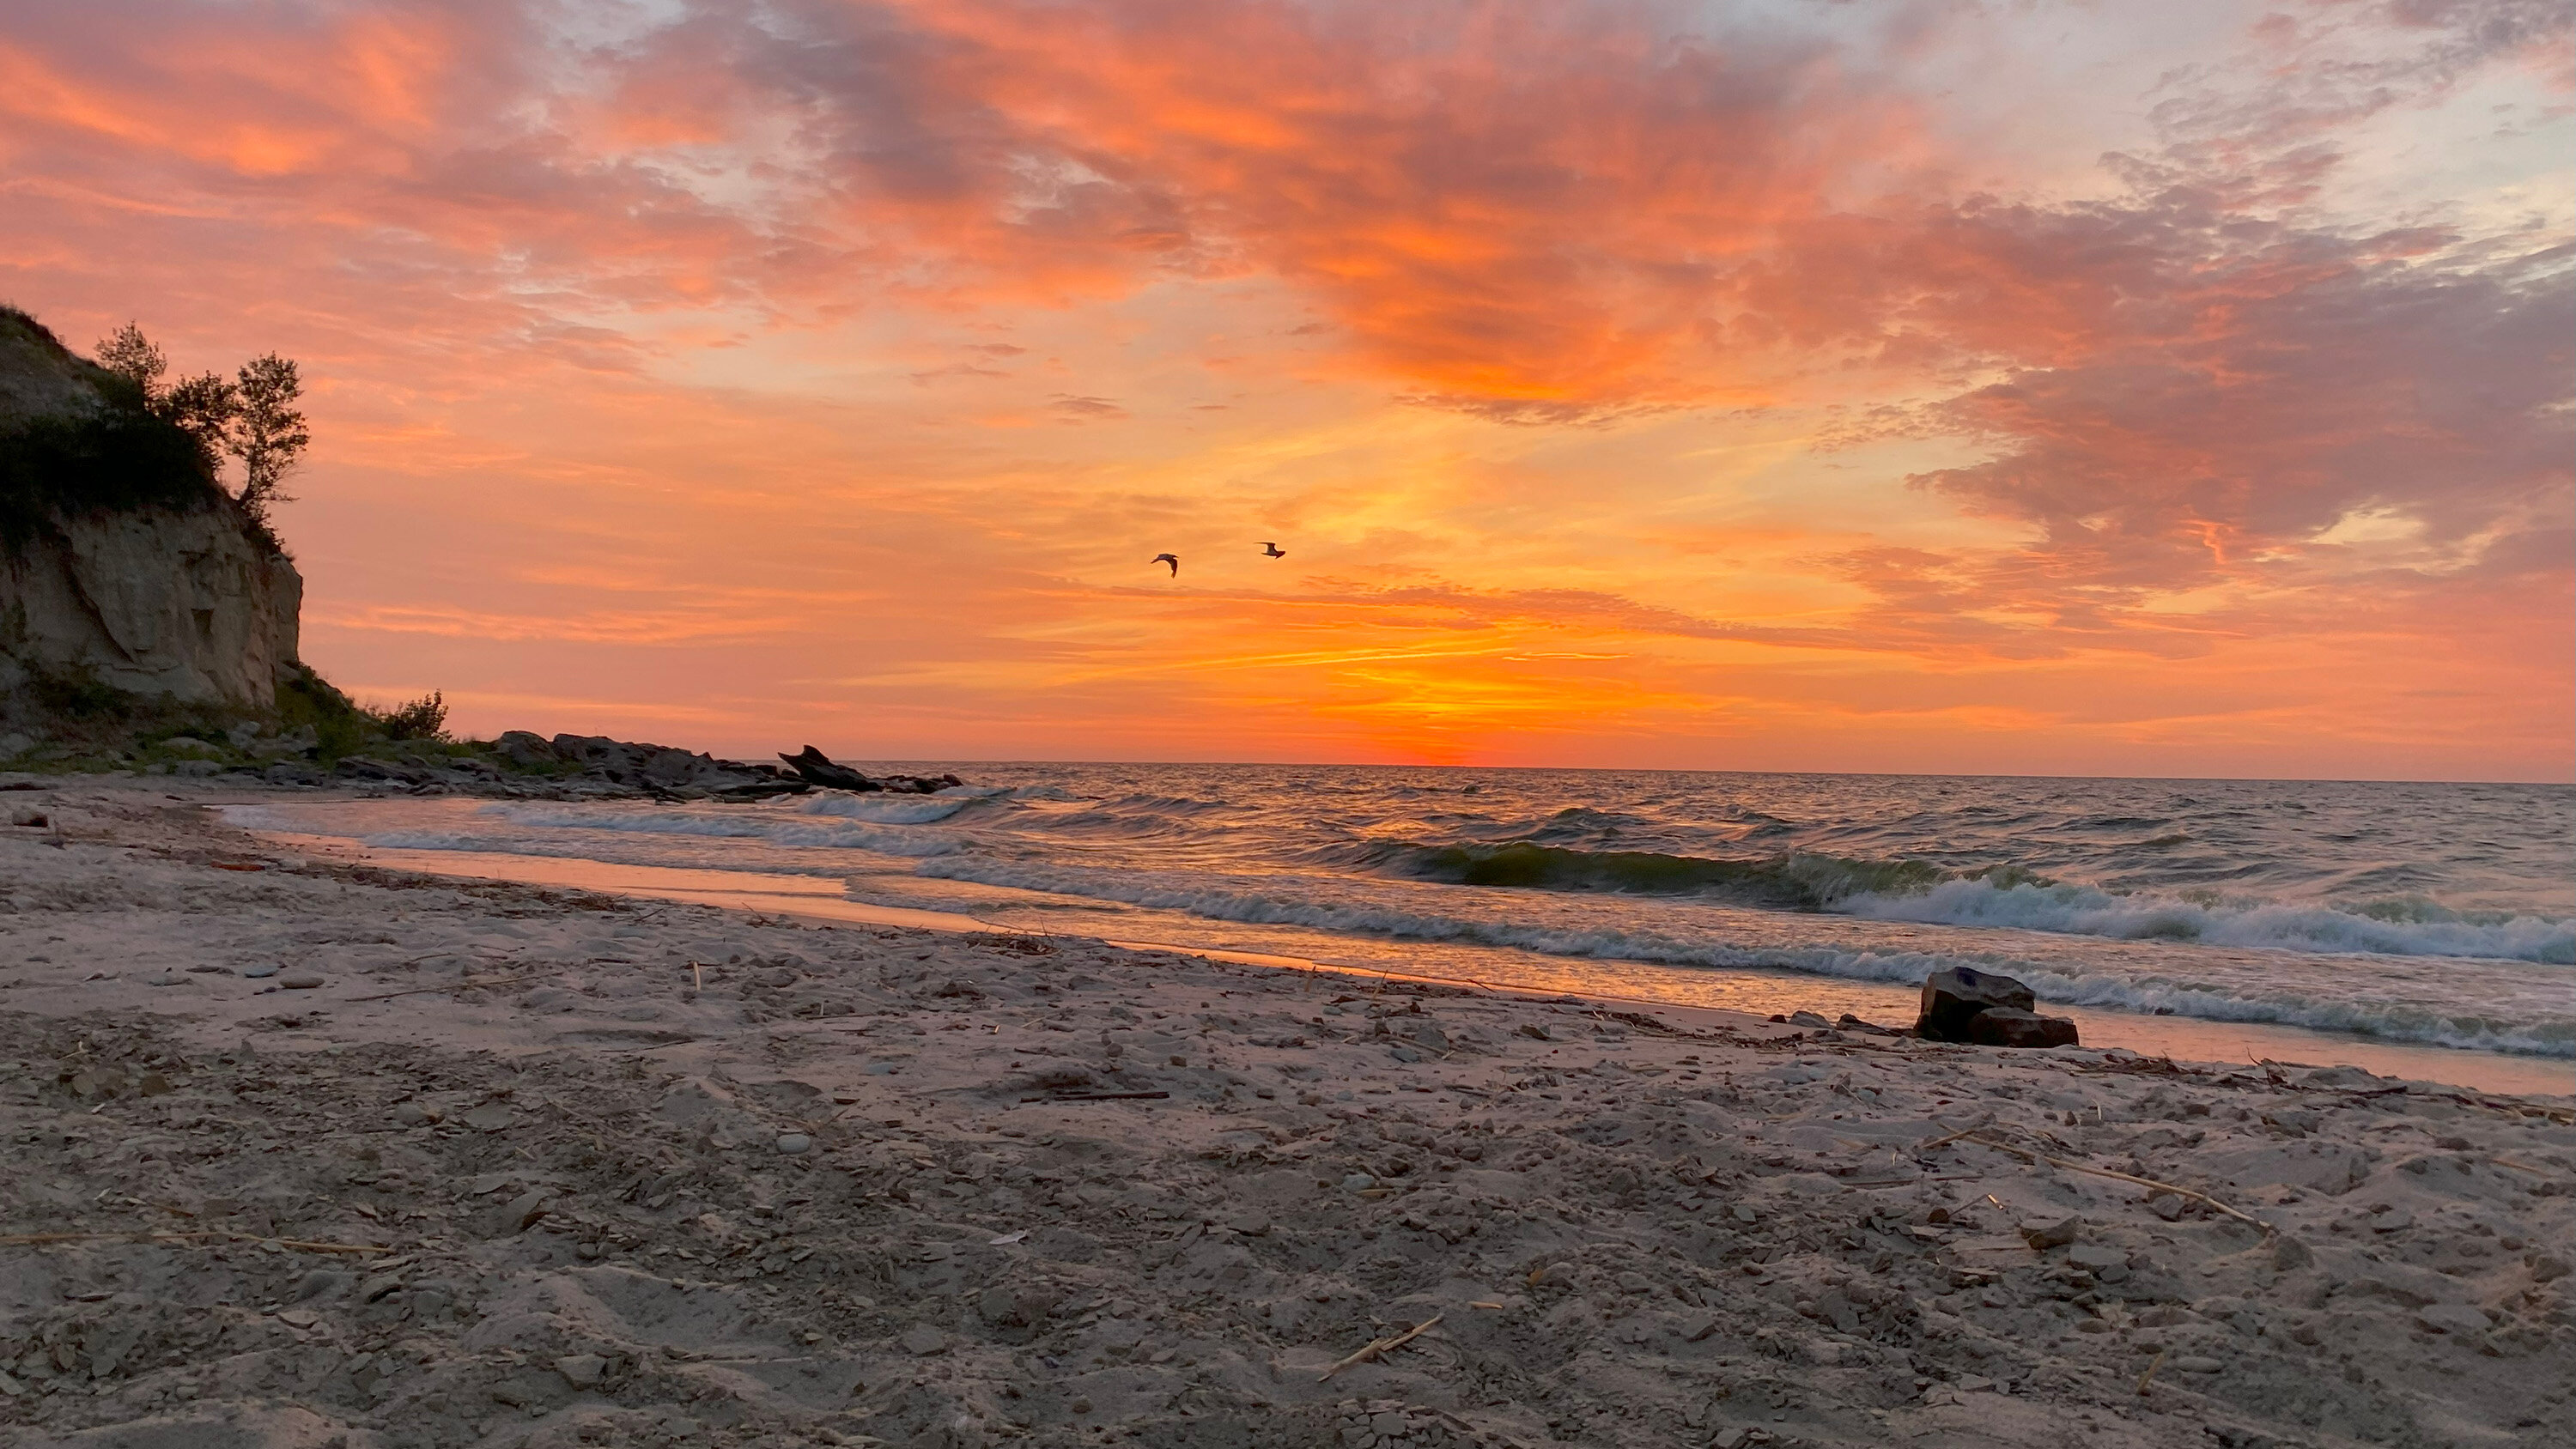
left=0, top=307, right=301, bottom=712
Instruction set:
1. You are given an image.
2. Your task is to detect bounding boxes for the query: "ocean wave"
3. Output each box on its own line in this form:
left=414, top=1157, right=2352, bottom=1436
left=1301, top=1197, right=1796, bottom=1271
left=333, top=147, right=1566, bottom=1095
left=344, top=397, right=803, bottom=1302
left=1365, top=840, right=1955, bottom=906
left=477, top=805, right=965, bottom=858
left=794, top=792, right=977, bottom=824
left=1846, top=878, right=2576, bottom=964
left=911, top=857, right=2576, bottom=1057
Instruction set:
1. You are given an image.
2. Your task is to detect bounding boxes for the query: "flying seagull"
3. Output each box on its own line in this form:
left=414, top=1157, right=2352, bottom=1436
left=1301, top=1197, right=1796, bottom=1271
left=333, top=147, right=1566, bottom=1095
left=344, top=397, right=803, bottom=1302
left=1260, top=542, right=1285, bottom=558
left=1151, top=553, right=1180, bottom=577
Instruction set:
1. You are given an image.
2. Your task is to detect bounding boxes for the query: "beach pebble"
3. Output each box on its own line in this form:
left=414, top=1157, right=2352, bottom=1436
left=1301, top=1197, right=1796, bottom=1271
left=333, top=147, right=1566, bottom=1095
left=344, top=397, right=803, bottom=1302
left=1342, top=1173, right=1376, bottom=1191
left=241, top=964, right=280, bottom=979
left=280, top=970, right=325, bottom=990
left=2150, top=1193, right=2186, bottom=1220
left=2069, top=1244, right=2126, bottom=1270
left=2172, top=1355, right=2225, bottom=1374
left=2415, top=1304, right=2491, bottom=1336
left=8, top=807, right=46, bottom=828
left=899, top=1325, right=945, bottom=1356
left=461, top=1103, right=513, bottom=1132
left=504, top=1190, right=551, bottom=1231
left=775, top=1133, right=812, bottom=1155
left=2020, top=1214, right=2081, bottom=1250
left=391, top=1100, right=441, bottom=1127
left=2532, top=1253, right=2572, bottom=1282
left=555, top=1353, right=607, bottom=1388
left=2274, top=1234, right=2315, bottom=1270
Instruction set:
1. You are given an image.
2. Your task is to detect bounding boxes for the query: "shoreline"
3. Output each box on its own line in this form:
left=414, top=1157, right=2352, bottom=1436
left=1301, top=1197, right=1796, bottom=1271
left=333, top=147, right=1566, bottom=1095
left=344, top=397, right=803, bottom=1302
left=3, top=778, right=2571, bottom=1449
left=248, top=821, right=2576, bottom=1100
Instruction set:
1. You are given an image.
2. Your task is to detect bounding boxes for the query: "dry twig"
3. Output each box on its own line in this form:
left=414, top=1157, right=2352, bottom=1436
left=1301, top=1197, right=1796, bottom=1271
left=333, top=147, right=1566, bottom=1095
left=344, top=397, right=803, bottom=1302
left=2136, top=1349, right=2169, bottom=1396
left=1954, top=1133, right=2269, bottom=1233
left=2, top=1229, right=392, bottom=1256
left=1320, top=1314, right=1442, bottom=1382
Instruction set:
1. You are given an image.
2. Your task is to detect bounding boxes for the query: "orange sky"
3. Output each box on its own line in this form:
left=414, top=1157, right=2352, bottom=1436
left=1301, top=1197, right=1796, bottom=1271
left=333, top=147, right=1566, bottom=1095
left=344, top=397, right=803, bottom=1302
left=4, top=0, right=2569, bottom=779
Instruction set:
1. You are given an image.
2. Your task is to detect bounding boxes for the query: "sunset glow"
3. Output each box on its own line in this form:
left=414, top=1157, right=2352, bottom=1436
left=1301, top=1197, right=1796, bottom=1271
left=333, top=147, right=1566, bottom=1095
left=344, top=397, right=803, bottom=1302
left=5, top=0, right=2567, bottom=777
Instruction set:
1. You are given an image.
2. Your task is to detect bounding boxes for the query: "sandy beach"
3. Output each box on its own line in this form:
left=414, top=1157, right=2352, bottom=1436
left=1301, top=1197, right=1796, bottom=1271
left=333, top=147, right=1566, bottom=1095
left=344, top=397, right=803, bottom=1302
left=4, top=778, right=2572, bottom=1449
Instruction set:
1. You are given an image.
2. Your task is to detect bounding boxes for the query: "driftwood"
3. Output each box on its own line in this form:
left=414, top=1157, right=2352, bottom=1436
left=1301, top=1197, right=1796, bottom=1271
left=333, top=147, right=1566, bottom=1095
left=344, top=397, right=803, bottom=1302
left=1951, top=1133, right=2270, bottom=1233
left=1320, top=1314, right=1442, bottom=1381
left=777, top=746, right=964, bottom=796
left=348, top=972, right=541, bottom=1003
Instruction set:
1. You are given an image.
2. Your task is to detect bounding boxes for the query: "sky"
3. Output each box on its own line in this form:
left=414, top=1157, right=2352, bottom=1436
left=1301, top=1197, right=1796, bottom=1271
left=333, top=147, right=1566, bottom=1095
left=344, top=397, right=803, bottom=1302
left=3, top=0, right=2568, bottom=779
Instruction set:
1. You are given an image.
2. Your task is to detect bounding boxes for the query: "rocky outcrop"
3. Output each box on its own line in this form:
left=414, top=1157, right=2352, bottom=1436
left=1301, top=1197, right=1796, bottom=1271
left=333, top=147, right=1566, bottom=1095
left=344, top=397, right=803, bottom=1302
left=493, top=732, right=810, bottom=799
left=1, top=307, right=301, bottom=712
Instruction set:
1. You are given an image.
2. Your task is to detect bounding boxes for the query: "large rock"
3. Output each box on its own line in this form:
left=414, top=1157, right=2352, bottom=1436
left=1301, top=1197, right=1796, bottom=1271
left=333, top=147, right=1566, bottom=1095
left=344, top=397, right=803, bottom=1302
left=1963, top=1006, right=2080, bottom=1049
left=1915, top=966, right=2035, bottom=1040
left=1916, top=967, right=2078, bottom=1047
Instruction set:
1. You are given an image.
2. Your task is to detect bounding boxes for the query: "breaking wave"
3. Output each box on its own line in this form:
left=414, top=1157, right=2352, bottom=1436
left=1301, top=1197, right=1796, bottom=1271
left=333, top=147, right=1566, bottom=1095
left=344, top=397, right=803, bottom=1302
left=1367, top=840, right=1959, bottom=907
left=1846, top=878, right=2576, bottom=964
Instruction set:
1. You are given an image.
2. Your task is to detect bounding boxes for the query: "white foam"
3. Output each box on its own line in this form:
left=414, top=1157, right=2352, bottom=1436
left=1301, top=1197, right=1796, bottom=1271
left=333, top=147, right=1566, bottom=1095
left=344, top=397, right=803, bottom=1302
left=476, top=804, right=966, bottom=857
left=1844, top=878, right=2576, bottom=964
left=794, top=792, right=976, bottom=824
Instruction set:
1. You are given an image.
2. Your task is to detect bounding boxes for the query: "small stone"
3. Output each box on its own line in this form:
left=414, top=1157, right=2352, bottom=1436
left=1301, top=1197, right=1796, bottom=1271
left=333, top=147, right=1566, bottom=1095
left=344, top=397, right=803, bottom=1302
left=2172, top=1355, right=2224, bottom=1374
left=1731, top=1203, right=1758, bottom=1224
left=554, top=1354, right=607, bottom=1388
left=2371, top=1210, right=2415, bottom=1234
left=2019, top=1214, right=2081, bottom=1250
left=2273, top=1234, right=2315, bottom=1271
left=391, top=1101, right=440, bottom=1127
left=504, top=1190, right=551, bottom=1231
left=899, top=1325, right=945, bottom=1356
left=2068, top=1244, right=2125, bottom=1270
left=461, top=1103, right=513, bottom=1133
left=775, top=1133, right=812, bottom=1155
left=2149, top=1193, right=2185, bottom=1221
left=241, top=964, right=280, bottom=979
left=2531, top=1253, right=2572, bottom=1282
left=279, top=970, right=325, bottom=990
left=1070, top=1397, right=1092, bottom=1415
left=1343, top=1173, right=1376, bottom=1191
left=2415, top=1303, right=2490, bottom=1336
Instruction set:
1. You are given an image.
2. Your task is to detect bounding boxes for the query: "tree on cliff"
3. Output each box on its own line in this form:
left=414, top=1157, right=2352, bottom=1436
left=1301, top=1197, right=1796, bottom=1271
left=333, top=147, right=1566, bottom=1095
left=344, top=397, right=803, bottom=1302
left=227, top=353, right=307, bottom=528
left=88, top=324, right=307, bottom=532
left=95, top=323, right=165, bottom=398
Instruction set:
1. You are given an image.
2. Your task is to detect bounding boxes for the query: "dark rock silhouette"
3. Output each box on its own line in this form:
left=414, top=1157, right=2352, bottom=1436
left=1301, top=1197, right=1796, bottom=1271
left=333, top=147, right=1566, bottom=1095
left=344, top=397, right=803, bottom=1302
left=1917, top=965, right=2078, bottom=1047
left=778, top=745, right=963, bottom=796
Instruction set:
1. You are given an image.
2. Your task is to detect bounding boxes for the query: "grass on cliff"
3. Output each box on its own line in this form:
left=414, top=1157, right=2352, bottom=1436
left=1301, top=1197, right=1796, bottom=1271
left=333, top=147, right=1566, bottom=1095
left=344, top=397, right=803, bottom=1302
left=0, top=307, right=234, bottom=557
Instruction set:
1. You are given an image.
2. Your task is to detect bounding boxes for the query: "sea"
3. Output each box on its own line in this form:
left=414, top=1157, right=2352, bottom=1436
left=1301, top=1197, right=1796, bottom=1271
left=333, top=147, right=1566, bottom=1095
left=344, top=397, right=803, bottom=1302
left=232, top=766, right=2576, bottom=1089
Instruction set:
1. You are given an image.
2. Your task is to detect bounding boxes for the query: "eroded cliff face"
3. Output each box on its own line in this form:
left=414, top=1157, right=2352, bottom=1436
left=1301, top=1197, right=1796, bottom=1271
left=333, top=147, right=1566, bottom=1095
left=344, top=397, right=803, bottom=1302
left=2, top=504, right=301, bottom=707
left=1, top=306, right=304, bottom=711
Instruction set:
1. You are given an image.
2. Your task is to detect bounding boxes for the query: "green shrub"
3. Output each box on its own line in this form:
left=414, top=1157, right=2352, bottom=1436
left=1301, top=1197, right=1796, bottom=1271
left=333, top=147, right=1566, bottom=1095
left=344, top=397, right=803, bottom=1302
left=373, top=691, right=449, bottom=742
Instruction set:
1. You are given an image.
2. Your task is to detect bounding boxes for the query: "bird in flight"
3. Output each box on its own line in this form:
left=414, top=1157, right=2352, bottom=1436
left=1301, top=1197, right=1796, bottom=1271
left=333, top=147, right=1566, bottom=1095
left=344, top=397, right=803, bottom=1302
left=1260, top=542, right=1286, bottom=558
left=1151, top=553, right=1180, bottom=576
